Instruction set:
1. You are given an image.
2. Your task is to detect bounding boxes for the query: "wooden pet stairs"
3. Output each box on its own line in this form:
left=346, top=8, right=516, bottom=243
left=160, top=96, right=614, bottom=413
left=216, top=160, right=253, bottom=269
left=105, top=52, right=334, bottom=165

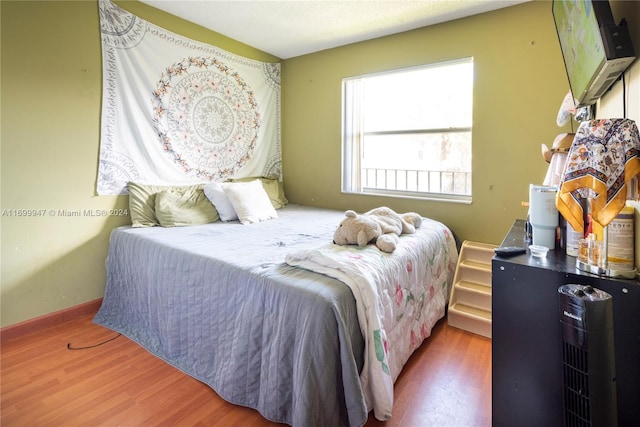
left=447, top=240, right=497, bottom=338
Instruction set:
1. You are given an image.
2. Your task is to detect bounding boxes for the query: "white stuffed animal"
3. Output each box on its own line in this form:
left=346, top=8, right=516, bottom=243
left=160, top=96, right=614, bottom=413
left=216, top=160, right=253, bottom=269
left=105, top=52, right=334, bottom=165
left=333, top=207, right=422, bottom=253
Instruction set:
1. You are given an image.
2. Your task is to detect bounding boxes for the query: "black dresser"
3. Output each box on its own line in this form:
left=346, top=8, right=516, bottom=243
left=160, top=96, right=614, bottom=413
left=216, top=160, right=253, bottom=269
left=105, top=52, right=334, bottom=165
left=492, top=220, right=640, bottom=427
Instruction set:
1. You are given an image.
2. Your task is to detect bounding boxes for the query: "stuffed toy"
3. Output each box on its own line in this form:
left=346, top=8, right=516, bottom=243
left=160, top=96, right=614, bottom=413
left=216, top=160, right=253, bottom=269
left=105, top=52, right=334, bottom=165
left=333, top=206, right=423, bottom=253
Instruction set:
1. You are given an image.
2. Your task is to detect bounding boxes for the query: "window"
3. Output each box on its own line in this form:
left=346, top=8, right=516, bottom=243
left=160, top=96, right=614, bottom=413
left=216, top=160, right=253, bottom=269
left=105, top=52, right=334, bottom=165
left=342, top=58, right=473, bottom=202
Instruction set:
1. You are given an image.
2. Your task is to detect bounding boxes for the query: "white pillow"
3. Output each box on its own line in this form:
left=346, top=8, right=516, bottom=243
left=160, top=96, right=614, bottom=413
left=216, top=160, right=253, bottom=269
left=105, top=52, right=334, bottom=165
left=224, top=180, right=278, bottom=225
left=203, top=181, right=238, bottom=222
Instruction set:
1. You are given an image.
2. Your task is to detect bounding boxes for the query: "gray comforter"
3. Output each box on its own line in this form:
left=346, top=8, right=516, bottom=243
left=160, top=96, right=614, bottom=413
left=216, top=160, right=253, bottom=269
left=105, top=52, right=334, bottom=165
left=94, top=205, right=367, bottom=426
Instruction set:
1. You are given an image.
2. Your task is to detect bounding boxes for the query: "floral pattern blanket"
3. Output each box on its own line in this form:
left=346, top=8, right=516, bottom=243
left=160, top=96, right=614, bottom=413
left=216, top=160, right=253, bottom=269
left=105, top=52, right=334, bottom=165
left=285, top=218, right=457, bottom=421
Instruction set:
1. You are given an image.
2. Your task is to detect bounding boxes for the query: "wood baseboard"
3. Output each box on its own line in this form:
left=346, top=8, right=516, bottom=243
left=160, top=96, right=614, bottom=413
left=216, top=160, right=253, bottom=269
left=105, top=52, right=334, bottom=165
left=1, top=298, right=103, bottom=343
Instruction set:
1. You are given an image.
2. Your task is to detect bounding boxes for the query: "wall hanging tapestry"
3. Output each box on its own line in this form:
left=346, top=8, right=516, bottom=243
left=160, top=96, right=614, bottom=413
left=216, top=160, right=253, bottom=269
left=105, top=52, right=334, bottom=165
left=97, top=0, right=281, bottom=195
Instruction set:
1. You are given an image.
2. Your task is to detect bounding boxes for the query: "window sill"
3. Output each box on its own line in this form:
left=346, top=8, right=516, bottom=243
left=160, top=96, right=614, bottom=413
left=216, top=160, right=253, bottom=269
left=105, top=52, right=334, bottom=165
left=342, top=189, right=472, bottom=204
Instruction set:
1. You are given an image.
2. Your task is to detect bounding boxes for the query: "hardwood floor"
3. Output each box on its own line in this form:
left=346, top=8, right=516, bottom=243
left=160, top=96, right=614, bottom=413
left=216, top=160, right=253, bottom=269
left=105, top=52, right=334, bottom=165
left=1, top=313, right=491, bottom=426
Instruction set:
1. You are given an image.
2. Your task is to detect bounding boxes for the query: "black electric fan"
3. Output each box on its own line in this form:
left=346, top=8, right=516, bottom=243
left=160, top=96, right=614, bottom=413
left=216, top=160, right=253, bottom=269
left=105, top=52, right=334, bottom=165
left=558, top=284, right=617, bottom=427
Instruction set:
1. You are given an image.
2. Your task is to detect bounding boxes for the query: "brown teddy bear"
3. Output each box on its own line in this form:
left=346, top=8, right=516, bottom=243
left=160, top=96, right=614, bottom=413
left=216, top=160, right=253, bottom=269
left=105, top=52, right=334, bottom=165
left=332, top=207, right=422, bottom=253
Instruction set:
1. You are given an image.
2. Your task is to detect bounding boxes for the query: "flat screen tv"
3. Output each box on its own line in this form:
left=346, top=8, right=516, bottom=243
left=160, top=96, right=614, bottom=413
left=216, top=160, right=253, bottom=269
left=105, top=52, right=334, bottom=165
left=552, top=0, right=635, bottom=107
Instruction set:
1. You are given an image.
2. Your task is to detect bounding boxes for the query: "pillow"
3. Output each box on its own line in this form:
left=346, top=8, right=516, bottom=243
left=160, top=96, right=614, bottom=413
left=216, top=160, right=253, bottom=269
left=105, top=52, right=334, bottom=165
left=260, top=178, right=288, bottom=209
left=128, top=182, right=210, bottom=227
left=224, top=180, right=278, bottom=225
left=203, top=181, right=238, bottom=222
left=230, top=177, right=288, bottom=209
left=154, top=187, right=219, bottom=227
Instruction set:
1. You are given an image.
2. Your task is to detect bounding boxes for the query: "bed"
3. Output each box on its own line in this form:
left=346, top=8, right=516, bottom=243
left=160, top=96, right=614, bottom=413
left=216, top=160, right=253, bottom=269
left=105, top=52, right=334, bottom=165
left=93, top=203, right=458, bottom=427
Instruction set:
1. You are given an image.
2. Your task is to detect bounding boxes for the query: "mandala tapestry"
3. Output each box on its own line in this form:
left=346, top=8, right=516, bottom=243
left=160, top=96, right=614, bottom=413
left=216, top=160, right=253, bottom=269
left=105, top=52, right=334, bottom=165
left=97, top=0, right=281, bottom=195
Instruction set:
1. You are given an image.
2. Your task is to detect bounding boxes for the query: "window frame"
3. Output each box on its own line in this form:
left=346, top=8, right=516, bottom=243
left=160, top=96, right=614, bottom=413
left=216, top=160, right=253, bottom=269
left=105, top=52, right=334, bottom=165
left=341, top=58, right=474, bottom=203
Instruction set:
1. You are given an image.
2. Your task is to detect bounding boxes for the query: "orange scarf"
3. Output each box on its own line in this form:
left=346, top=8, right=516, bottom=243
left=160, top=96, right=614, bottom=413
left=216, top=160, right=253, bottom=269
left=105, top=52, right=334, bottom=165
left=557, top=119, right=640, bottom=232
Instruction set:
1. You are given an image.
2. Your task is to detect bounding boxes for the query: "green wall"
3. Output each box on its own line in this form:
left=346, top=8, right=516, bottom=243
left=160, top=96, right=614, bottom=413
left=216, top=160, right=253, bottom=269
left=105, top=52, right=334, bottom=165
left=1, top=0, right=572, bottom=327
left=282, top=0, right=571, bottom=245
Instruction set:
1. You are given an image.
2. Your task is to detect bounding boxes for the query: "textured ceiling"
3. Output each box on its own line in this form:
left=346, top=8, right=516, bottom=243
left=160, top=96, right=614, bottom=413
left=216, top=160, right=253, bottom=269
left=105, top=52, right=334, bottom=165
left=140, top=0, right=528, bottom=59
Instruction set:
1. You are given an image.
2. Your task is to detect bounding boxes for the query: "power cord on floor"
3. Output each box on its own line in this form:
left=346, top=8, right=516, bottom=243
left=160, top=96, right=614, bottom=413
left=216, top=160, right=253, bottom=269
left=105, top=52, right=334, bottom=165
left=67, top=333, right=122, bottom=350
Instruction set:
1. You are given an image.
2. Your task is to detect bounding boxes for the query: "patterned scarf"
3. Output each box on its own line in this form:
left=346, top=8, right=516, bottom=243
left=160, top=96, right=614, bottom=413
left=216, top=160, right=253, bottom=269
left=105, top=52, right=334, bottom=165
left=557, top=118, right=640, bottom=231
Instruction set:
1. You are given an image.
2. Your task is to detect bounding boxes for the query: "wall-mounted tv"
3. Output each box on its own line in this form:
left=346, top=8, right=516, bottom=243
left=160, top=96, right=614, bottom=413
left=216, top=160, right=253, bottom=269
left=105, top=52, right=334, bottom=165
left=552, top=0, right=635, bottom=107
